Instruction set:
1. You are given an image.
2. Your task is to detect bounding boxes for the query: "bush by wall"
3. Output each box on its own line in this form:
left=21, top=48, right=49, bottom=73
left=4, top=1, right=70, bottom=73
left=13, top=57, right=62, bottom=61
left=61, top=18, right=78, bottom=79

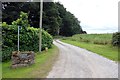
left=2, top=12, right=53, bottom=62
left=112, top=32, right=120, bottom=46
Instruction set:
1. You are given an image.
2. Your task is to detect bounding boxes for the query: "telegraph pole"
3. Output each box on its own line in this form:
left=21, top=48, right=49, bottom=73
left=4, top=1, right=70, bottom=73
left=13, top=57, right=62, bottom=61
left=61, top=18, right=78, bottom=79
left=39, top=0, right=43, bottom=52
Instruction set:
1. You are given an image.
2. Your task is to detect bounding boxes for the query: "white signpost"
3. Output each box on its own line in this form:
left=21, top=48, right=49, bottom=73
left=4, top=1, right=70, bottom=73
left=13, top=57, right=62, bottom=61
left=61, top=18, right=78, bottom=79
left=18, top=26, right=20, bottom=52
left=18, top=26, right=22, bottom=52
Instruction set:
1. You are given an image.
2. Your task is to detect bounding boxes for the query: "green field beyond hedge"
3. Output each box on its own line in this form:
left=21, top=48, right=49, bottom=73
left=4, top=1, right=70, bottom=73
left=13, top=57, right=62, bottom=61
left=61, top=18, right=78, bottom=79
left=64, top=34, right=113, bottom=45
left=61, top=34, right=119, bottom=61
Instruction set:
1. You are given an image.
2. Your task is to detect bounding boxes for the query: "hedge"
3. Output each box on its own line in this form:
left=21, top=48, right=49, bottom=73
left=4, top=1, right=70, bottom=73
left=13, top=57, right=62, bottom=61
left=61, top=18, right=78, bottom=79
left=2, top=12, right=53, bottom=62
left=112, top=32, right=120, bottom=46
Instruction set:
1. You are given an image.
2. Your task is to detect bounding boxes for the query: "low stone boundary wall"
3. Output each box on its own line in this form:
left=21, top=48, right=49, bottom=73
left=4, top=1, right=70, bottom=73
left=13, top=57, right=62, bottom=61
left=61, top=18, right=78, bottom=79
left=11, top=51, right=35, bottom=68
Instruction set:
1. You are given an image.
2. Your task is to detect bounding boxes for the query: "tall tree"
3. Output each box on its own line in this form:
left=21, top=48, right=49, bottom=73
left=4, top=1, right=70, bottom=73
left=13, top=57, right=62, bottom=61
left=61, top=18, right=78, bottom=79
left=56, top=2, right=83, bottom=36
left=2, top=2, right=40, bottom=27
left=2, top=2, right=85, bottom=36
left=43, top=2, right=61, bottom=35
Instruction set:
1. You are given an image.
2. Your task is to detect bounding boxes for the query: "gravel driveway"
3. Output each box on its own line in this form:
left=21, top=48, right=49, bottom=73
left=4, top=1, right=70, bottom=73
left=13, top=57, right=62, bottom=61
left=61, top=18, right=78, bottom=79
left=47, top=40, right=118, bottom=78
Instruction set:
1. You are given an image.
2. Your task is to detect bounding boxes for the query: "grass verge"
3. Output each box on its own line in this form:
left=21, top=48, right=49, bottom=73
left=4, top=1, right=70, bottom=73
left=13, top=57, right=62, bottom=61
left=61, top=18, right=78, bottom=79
left=61, top=39, right=118, bottom=61
left=0, top=63, right=2, bottom=79
left=2, top=45, right=59, bottom=78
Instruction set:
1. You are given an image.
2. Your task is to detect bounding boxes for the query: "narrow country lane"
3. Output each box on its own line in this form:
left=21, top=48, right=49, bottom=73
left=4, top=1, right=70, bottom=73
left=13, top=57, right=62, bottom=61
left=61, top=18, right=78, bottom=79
left=47, top=40, right=118, bottom=78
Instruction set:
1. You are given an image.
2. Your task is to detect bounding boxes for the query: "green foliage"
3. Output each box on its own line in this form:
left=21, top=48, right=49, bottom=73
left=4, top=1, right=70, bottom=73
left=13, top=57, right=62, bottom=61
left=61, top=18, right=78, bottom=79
left=2, top=2, right=40, bottom=27
left=42, top=29, right=53, bottom=49
left=56, top=3, right=83, bottom=36
left=2, top=12, right=53, bottom=62
left=43, top=2, right=62, bottom=36
left=112, top=32, right=120, bottom=46
left=2, top=2, right=84, bottom=36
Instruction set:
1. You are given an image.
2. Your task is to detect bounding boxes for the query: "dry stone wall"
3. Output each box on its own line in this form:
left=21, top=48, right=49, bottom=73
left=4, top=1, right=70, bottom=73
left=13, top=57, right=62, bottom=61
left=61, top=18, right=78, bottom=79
left=11, top=51, right=35, bottom=68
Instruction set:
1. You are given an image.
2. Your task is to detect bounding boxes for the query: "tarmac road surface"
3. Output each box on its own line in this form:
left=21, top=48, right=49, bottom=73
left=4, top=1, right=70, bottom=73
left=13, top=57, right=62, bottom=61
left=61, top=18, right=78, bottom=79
left=47, top=40, right=118, bottom=78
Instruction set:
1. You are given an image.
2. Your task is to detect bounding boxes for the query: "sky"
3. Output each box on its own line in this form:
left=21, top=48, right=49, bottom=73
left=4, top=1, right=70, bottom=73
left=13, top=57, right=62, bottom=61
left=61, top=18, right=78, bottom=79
left=54, top=0, right=120, bottom=34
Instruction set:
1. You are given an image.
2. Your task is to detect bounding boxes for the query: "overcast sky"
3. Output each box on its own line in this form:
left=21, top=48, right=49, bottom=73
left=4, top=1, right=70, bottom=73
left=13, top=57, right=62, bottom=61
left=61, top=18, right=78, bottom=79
left=55, top=0, right=119, bottom=34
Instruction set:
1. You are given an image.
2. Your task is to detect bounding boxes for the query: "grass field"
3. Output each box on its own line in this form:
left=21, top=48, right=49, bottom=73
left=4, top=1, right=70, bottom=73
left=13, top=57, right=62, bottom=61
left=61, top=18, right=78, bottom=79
left=0, top=63, right=1, bottom=79
left=61, top=33, right=119, bottom=61
left=2, top=45, right=59, bottom=78
left=64, top=34, right=113, bottom=45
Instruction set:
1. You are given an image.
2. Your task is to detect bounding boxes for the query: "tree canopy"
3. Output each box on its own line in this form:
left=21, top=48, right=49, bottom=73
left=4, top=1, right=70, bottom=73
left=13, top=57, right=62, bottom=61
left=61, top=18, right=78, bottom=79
left=2, top=2, right=86, bottom=36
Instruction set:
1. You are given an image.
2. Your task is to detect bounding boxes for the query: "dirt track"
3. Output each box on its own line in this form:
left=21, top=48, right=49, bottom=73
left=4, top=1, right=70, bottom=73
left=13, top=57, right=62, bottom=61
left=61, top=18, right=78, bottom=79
left=47, top=40, right=118, bottom=78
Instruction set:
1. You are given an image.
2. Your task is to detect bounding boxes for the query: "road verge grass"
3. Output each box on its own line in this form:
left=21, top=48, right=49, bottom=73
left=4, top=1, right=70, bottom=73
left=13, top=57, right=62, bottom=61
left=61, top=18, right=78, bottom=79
left=61, top=39, right=118, bottom=61
left=0, top=63, right=2, bottom=79
left=2, top=45, right=59, bottom=78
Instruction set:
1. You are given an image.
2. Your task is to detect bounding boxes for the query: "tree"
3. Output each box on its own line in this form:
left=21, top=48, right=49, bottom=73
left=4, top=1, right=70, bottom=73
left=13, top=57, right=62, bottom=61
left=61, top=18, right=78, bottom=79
left=2, top=2, right=85, bottom=36
left=56, top=2, right=83, bottom=36
left=2, top=2, right=40, bottom=27
left=43, top=2, right=62, bottom=36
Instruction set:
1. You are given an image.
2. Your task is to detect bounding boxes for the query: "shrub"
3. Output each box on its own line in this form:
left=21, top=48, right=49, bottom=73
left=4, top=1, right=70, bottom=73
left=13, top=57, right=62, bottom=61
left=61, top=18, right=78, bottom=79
left=2, top=12, right=53, bottom=62
left=112, top=32, right=120, bottom=46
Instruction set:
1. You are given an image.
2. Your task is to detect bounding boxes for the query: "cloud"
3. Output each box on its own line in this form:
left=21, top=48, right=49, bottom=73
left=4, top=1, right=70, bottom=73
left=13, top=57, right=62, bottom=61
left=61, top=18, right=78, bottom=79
left=55, top=0, right=119, bottom=33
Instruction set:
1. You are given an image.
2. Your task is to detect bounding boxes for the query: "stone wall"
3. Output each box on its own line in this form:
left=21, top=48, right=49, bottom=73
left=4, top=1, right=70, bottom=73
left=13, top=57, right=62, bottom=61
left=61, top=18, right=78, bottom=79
left=11, top=51, right=35, bottom=68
